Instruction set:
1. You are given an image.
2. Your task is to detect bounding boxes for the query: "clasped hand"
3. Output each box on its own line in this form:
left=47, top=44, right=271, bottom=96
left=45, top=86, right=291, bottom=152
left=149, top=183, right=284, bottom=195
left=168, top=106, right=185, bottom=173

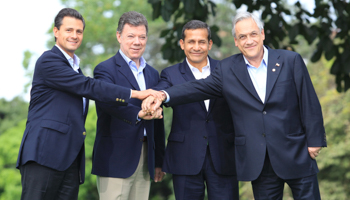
left=139, top=90, right=165, bottom=116
left=132, top=89, right=165, bottom=119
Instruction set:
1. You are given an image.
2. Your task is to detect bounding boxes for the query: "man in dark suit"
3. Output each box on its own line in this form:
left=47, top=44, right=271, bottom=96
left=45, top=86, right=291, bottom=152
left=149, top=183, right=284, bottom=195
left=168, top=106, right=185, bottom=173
left=144, top=11, right=327, bottom=200
left=16, top=8, right=158, bottom=200
left=153, top=20, right=239, bottom=200
left=91, top=11, right=165, bottom=200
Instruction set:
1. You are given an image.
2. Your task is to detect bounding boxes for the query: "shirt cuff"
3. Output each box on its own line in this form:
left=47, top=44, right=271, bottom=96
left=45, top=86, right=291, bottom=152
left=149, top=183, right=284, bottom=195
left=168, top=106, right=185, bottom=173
left=162, top=90, right=170, bottom=103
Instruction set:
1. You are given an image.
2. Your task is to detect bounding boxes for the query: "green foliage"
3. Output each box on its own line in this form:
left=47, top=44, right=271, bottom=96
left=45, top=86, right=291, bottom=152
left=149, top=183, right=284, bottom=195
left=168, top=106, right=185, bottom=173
left=0, top=120, right=25, bottom=200
left=0, top=97, right=28, bottom=135
left=149, top=0, right=350, bottom=92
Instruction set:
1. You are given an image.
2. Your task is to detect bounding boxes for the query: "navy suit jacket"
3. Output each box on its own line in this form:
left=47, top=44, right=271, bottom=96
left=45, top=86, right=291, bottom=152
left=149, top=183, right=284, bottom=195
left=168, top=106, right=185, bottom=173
left=164, top=47, right=327, bottom=181
left=154, top=57, right=236, bottom=176
left=91, top=51, right=165, bottom=180
left=16, top=46, right=131, bottom=183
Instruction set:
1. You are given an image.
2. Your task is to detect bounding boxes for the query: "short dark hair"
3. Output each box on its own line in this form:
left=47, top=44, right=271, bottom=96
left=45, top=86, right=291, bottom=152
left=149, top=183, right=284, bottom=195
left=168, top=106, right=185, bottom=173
left=181, top=20, right=211, bottom=41
left=117, top=11, right=148, bottom=35
left=54, top=8, right=85, bottom=30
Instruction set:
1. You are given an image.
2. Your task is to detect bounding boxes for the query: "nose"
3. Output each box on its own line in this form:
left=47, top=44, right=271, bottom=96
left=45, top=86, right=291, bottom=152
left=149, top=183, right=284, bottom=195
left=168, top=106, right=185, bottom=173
left=193, top=42, right=200, bottom=51
left=134, top=36, right=141, bottom=45
left=71, top=31, right=78, bottom=39
left=246, top=35, right=254, bottom=44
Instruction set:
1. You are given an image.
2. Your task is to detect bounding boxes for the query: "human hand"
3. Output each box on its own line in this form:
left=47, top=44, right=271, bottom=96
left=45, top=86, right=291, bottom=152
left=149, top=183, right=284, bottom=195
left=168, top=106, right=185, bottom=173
left=308, top=147, right=322, bottom=159
left=141, top=91, right=165, bottom=113
left=131, top=89, right=159, bottom=100
left=154, top=167, right=166, bottom=182
left=138, top=107, right=163, bottom=120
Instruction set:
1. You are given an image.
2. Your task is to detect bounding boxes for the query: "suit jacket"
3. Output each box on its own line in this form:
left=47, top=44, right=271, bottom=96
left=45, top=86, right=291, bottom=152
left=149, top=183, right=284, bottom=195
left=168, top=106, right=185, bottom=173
left=164, top=46, right=327, bottom=181
left=16, top=46, right=131, bottom=183
left=91, top=51, right=165, bottom=180
left=154, top=57, right=236, bottom=176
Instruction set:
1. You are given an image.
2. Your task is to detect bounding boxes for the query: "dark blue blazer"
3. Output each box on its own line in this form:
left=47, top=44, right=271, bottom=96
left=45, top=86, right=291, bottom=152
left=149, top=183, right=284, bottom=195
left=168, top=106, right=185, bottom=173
left=154, top=57, right=236, bottom=176
left=91, top=51, right=165, bottom=180
left=16, top=46, right=131, bottom=183
left=164, top=47, right=327, bottom=181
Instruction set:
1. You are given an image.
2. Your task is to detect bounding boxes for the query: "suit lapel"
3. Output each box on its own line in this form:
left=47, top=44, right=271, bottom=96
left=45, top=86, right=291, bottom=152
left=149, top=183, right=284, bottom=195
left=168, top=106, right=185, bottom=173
left=180, top=59, right=207, bottom=111
left=207, top=57, right=218, bottom=115
left=114, top=52, right=140, bottom=90
left=52, top=46, right=72, bottom=69
left=143, top=64, right=152, bottom=89
left=264, top=48, right=282, bottom=104
left=230, top=55, right=262, bottom=102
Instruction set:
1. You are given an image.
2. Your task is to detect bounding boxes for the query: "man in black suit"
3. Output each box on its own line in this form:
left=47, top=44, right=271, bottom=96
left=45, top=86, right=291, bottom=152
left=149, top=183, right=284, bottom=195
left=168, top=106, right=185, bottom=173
left=16, top=8, right=160, bottom=200
left=153, top=20, right=239, bottom=200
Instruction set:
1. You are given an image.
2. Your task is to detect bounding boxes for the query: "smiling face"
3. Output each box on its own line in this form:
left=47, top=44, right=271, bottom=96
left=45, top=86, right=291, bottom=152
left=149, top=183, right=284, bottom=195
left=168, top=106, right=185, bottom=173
left=117, top=23, right=147, bottom=66
left=53, top=16, right=84, bottom=58
left=234, top=18, right=265, bottom=65
left=180, top=28, right=213, bottom=69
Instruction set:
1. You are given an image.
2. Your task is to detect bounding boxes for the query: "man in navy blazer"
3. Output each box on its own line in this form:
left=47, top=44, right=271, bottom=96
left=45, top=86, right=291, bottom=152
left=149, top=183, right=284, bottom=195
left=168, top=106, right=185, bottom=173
left=91, top=11, right=165, bottom=200
left=153, top=20, right=239, bottom=200
left=145, top=12, right=327, bottom=199
left=16, top=8, right=156, bottom=200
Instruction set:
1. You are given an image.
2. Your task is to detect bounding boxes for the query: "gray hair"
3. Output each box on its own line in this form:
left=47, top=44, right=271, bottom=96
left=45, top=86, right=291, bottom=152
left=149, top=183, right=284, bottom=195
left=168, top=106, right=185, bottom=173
left=231, top=11, right=264, bottom=38
left=117, top=11, right=148, bottom=35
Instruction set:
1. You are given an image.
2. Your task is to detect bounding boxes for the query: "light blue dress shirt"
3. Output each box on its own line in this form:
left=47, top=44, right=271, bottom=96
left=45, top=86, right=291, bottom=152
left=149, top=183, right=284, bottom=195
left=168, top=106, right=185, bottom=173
left=55, top=44, right=86, bottom=113
left=119, top=49, right=147, bottom=136
left=244, top=46, right=269, bottom=103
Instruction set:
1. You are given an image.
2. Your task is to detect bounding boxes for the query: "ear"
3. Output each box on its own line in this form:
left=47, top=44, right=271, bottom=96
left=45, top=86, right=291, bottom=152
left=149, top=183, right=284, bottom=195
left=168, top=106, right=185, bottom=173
left=179, top=39, right=185, bottom=50
left=53, top=27, right=58, bottom=38
left=116, top=31, right=122, bottom=43
left=208, top=39, right=213, bottom=50
left=234, top=37, right=238, bottom=47
left=261, top=29, right=265, bottom=41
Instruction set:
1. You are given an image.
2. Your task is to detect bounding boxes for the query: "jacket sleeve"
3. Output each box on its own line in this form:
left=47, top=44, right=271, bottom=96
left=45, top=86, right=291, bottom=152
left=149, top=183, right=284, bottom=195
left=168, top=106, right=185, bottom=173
left=165, top=61, right=224, bottom=106
left=93, top=63, right=141, bottom=125
left=293, top=53, right=327, bottom=147
left=38, top=52, right=130, bottom=105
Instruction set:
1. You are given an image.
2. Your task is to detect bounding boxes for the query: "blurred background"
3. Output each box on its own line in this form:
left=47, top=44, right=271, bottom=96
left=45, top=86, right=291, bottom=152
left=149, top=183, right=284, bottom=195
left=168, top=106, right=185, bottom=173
left=0, top=0, right=349, bottom=199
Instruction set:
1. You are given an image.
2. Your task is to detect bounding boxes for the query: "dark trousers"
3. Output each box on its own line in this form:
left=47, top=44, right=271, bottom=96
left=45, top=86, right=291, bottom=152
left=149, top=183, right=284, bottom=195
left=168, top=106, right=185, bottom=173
left=172, top=146, right=239, bottom=200
left=252, top=152, right=321, bottom=200
left=20, top=159, right=80, bottom=200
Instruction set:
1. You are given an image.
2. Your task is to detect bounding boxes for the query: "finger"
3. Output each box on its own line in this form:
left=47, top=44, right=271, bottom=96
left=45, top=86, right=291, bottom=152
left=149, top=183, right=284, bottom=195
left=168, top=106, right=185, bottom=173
left=141, top=96, right=154, bottom=111
left=151, top=99, right=162, bottom=112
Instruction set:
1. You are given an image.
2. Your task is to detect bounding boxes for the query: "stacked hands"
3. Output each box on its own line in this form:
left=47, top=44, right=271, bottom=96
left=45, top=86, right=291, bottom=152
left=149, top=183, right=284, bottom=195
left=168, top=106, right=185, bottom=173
left=132, top=89, right=166, bottom=120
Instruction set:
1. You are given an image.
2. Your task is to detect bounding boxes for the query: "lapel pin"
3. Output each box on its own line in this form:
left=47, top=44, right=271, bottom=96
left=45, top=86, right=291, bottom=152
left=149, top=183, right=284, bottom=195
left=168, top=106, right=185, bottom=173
left=276, top=63, right=280, bottom=67
left=272, top=68, right=276, bottom=72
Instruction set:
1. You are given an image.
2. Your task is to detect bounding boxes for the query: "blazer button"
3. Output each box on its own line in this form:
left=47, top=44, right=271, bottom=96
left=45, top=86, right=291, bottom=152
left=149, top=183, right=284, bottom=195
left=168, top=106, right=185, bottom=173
left=262, top=133, right=266, bottom=137
left=203, top=136, right=207, bottom=139
left=116, top=98, right=119, bottom=101
left=83, top=132, right=86, bottom=135
left=263, top=111, right=267, bottom=115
